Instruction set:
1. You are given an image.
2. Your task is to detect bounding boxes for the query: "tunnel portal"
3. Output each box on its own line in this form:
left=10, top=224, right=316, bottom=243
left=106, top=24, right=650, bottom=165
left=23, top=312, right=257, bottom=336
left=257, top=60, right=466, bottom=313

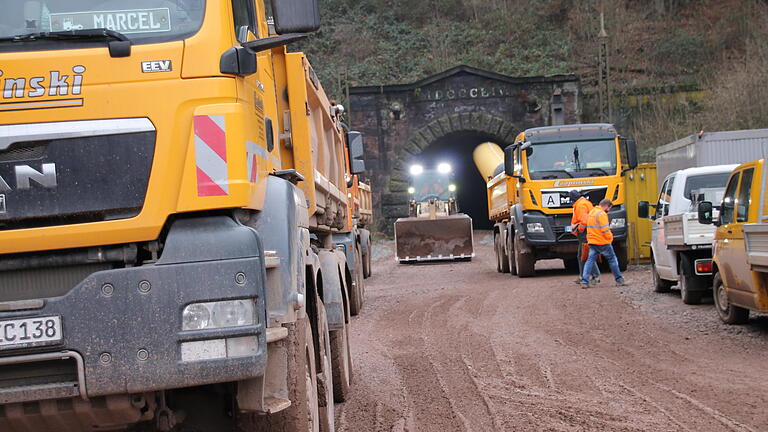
left=349, top=65, right=581, bottom=234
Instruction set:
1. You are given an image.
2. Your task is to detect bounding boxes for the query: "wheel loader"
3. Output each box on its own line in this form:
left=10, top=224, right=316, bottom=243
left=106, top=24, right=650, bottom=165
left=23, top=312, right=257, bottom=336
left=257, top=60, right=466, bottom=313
left=394, top=163, right=474, bottom=262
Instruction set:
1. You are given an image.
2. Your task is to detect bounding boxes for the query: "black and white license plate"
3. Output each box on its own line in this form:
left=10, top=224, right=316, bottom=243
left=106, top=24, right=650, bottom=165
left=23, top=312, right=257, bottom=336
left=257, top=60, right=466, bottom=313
left=0, top=316, right=62, bottom=349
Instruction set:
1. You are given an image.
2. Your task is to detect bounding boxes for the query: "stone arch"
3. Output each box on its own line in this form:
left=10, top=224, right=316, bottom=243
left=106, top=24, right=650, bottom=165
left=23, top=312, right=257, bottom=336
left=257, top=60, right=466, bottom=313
left=386, top=113, right=519, bottom=195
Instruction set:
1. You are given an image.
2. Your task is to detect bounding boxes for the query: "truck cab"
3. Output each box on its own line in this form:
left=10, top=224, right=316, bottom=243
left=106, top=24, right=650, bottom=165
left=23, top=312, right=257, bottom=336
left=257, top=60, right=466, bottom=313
left=699, top=159, right=768, bottom=324
left=639, top=165, right=736, bottom=304
left=489, top=123, right=637, bottom=277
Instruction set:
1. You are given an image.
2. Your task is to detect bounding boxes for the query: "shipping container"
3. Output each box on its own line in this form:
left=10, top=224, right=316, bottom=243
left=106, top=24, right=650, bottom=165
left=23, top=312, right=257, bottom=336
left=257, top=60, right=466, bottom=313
left=656, top=129, right=768, bottom=190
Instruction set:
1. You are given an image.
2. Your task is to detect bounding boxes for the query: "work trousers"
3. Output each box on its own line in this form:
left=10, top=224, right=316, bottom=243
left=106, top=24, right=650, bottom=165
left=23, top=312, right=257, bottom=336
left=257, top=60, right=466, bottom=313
left=577, top=230, right=600, bottom=279
left=582, top=244, right=623, bottom=284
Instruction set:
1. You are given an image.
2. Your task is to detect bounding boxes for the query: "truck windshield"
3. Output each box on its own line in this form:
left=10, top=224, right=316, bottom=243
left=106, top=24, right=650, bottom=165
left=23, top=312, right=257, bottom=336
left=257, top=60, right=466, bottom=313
left=684, top=172, right=731, bottom=209
left=0, top=0, right=205, bottom=50
left=525, top=139, right=617, bottom=180
left=411, top=171, right=453, bottom=202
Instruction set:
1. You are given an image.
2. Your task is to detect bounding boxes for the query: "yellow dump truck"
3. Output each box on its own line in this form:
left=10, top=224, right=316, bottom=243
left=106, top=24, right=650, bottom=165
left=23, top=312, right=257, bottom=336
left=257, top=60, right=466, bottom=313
left=0, top=0, right=366, bottom=430
left=697, top=159, right=768, bottom=324
left=479, top=124, right=638, bottom=277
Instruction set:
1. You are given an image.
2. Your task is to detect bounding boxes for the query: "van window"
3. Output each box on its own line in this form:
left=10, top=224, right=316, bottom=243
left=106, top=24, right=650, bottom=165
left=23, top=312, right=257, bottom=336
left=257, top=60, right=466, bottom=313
left=736, top=168, right=754, bottom=223
left=232, top=0, right=256, bottom=42
left=662, top=175, right=675, bottom=216
left=655, top=178, right=669, bottom=219
left=720, top=172, right=741, bottom=225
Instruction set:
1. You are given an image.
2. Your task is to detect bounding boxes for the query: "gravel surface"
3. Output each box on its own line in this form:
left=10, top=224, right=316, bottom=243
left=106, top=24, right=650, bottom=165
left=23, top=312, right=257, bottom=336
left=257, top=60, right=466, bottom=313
left=336, top=232, right=768, bottom=431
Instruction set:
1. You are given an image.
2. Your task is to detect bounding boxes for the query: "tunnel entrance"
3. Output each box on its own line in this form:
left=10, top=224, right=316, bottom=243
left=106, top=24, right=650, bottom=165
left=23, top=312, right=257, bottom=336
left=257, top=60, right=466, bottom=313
left=416, top=131, right=501, bottom=230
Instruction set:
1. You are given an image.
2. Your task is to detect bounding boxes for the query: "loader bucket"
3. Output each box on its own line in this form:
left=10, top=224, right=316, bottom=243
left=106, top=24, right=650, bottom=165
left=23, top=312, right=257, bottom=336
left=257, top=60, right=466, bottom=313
left=394, top=214, right=474, bottom=262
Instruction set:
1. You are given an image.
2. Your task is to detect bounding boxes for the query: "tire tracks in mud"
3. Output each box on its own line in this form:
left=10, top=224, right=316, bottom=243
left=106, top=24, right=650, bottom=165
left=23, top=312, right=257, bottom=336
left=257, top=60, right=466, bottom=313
left=337, top=234, right=768, bottom=431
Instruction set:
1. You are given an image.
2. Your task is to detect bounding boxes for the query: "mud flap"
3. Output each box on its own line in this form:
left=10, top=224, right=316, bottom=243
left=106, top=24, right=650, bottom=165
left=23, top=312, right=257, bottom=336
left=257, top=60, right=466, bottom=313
left=394, top=214, right=474, bottom=262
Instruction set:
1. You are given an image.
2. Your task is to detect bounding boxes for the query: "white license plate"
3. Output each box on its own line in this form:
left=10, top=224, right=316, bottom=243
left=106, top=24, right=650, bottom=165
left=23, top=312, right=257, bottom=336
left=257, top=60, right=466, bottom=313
left=542, top=193, right=562, bottom=208
left=0, top=316, right=62, bottom=349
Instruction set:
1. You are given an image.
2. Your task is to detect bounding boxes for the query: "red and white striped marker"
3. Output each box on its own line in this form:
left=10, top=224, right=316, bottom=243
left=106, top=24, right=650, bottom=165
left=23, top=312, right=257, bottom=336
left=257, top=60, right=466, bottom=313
left=193, top=115, right=229, bottom=197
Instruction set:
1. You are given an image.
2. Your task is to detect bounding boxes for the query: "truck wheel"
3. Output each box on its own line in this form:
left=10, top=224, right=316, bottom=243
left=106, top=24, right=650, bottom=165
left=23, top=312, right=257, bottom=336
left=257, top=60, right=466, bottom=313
left=507, top=231, right=517, bottom=276
left=616, top=243, right=629, bottom=272
left=713, top=272, right=749, bottom=324
left=362, top=249, right=371, bottom=279
left=239, top=319, right=319, bottom=432
left=494, top=233, right=502, bottom=273
left=315, top=300, right=335, bottom=432
left=651, top=258, right=672, bottom=293
left=495, top=233, right=510, bottom=273
left=330, top=319, right=352, bottom=402
left=514, top=235, right=535, bottom=277
left=349, top=248, right=364, bottom=316
left=679, top=274, right=703, bottom=305
left=563, top=259, right=579, bottom=274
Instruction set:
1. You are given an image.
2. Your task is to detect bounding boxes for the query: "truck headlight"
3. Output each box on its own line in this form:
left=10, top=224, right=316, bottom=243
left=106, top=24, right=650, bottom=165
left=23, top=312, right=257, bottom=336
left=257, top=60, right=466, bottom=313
left=183, top=300, right=255, bottom=331
left=526, top=222, right=545, bottom=233
left=610, top=218, right=626, bottom=229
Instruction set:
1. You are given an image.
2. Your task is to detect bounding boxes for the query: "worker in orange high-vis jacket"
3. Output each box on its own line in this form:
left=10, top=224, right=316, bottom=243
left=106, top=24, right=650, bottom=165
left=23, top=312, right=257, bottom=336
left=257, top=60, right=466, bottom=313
left=569, top=190, right=600, bottom=284
left=581, top=199, right=625, bottom=289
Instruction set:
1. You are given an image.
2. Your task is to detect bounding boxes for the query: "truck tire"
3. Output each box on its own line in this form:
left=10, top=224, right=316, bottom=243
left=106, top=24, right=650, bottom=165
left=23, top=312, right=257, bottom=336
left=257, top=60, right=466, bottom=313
left=563, top=258, right=579, bottom=273
left=349, top=248, right=364, bottom=316
left=679, top=274, right=703, bottom=305
left=495, top=233, right=510, bottom=273
left=514, top=234, right=535, bottom=277
left=239, top=319, right=319, bottom=432
left=330, top=319, right=352, bottom=402
left=315, top=300, right=335, bottom=432
left=616, top=242, right=628, bottom=272
left=362, top=248, right=371, bottom=279
left=494, top=233, right=502, bottom=273
left=713, top=272, right=749, bottom=324
left=651, top=258, right=673, bottom=293
left=507, top=231, right=517, bottom=276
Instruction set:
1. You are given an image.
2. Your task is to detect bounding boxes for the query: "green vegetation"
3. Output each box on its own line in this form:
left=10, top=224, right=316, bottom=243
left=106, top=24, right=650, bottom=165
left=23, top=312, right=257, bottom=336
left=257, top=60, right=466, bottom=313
left=299, top=0, right=768, bottom=157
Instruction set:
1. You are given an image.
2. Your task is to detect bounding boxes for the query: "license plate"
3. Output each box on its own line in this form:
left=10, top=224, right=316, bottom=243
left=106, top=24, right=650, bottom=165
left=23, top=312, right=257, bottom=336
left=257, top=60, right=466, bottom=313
left=542, top=193, right=562, bottom=208
left=0, top=316, right=62, bottom=350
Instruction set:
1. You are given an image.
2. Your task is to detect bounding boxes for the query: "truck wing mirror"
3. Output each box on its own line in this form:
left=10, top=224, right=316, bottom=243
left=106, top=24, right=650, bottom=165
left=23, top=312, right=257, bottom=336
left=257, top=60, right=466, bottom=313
left=348, top=131, right=366, bottom=174
left=620, top=137, right=638, bottom=170
left=638, top=201, right=650, bottom=219
left=270, top=0, right=321, bottom=34
left=698, top=201, right=713, bottom=225
left=504, top=145, right=515, bottom=177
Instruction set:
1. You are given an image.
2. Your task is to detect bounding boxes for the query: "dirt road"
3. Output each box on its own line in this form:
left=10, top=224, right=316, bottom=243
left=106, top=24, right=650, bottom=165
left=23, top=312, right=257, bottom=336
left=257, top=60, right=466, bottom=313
left=336, top=232, right=768, bottom=431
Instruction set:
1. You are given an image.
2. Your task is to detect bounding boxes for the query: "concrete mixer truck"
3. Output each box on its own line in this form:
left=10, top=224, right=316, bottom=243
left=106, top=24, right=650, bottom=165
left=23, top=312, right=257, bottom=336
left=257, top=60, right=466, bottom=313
left=394, top=163, right=474, bottom=262
left=474, top=124, right=638, bottom=277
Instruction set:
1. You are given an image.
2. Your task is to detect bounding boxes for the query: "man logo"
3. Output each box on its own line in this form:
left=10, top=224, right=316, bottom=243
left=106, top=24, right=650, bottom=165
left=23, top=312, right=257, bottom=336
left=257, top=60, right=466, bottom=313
left=0, top=164, right=58, bottom=192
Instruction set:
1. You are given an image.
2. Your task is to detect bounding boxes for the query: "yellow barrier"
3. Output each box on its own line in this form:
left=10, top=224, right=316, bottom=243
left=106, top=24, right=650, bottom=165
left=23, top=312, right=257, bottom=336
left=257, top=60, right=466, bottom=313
left=625, top=163, right=657, bottom=264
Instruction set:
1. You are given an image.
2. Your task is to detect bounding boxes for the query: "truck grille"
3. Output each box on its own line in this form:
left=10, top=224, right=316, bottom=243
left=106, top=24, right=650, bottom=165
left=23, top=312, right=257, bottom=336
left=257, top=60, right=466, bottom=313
left=0, top=124, right=156, bottom=231
left=0, top=358, right=77, bottom=392
left=0, top=264, right=109, bottom=302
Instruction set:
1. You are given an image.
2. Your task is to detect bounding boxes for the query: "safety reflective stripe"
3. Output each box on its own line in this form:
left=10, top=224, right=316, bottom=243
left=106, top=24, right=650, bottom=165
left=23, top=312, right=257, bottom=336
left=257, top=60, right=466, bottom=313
left=587, top=224, right=609, bottom=229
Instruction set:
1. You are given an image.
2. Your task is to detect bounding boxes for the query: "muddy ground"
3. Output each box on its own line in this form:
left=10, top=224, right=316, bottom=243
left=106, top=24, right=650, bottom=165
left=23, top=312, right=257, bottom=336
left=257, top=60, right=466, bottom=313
left=335, top=232, right=768, bottom=432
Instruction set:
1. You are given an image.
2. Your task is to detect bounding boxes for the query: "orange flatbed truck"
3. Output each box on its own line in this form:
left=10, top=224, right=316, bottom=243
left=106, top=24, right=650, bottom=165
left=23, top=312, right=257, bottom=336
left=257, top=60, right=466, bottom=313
left=0, top=0, right=367, bottom=430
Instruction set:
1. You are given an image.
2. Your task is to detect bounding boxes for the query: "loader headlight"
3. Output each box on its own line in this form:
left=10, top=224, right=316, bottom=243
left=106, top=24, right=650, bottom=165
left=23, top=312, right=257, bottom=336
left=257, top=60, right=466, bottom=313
left=409, top=164, right=424, bottom=176
left=437, top=163, right=452, bottom=174
left=408, top=187, right=415, bottom=194
left=610, top=218, right=626, bottom=229
left=526, top=223, right=545, bottom=233
left=448, top=184, right=456, bottom=192
left=183, top=300, right=255, bottom=331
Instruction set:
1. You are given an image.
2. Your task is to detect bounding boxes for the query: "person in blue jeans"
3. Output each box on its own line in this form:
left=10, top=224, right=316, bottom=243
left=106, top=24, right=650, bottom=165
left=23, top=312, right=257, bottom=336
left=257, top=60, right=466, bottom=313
left=581, top=199, right=626, bottom=288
